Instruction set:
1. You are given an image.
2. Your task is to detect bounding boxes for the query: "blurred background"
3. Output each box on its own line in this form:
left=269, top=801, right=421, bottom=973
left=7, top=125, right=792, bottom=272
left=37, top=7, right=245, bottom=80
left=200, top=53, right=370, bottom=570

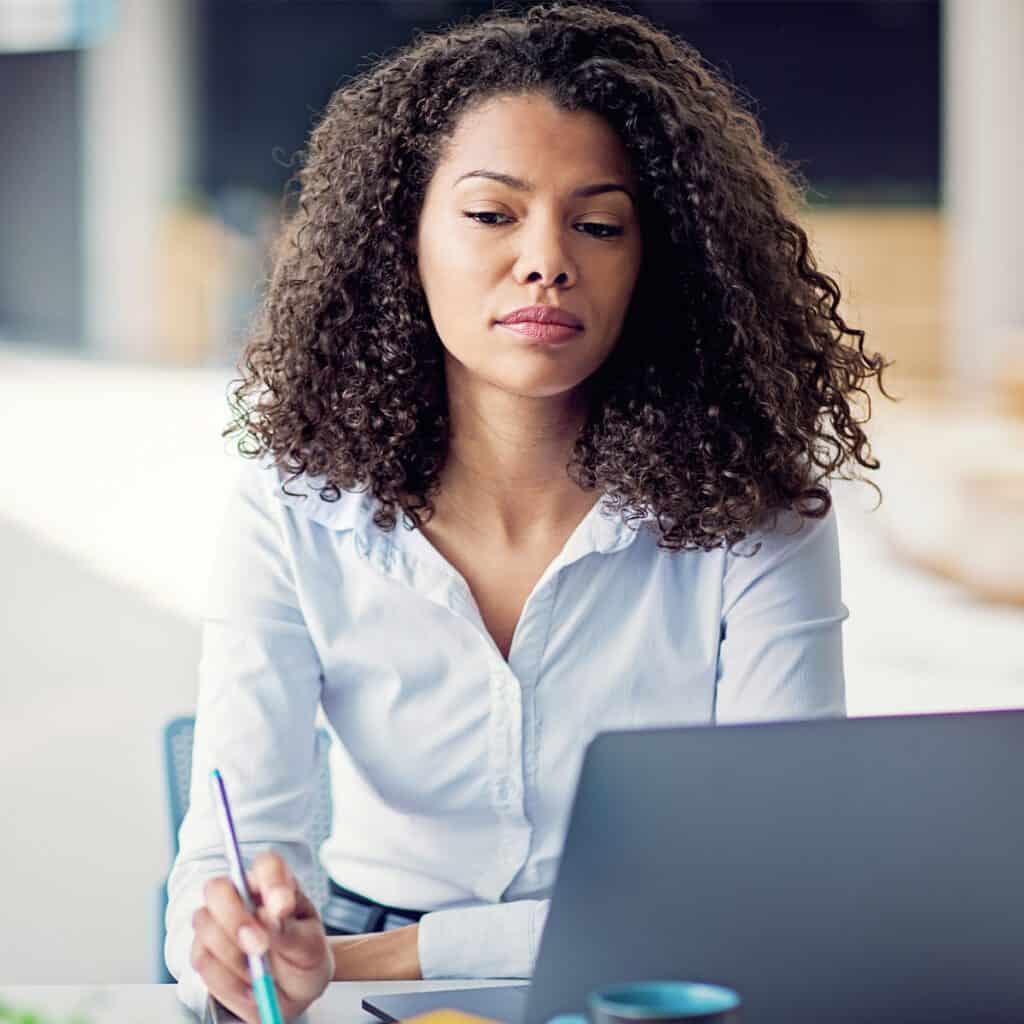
left=1, top=0, right=1022, bottom=990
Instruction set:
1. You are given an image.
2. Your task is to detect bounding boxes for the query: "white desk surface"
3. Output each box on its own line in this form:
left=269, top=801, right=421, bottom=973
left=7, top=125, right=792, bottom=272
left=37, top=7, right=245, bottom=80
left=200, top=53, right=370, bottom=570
left=0, top=979, right=525, bottom=1023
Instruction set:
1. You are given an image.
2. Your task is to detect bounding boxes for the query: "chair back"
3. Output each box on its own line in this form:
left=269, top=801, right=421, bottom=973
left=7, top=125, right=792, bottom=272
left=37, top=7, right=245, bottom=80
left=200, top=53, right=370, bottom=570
left=163, top=715, right=334, bottom=912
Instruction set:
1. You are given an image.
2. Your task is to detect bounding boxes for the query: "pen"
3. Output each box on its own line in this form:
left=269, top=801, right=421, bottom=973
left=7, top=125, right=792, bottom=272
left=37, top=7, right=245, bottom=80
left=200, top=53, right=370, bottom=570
left=209, top=768, right=285, bottom=1024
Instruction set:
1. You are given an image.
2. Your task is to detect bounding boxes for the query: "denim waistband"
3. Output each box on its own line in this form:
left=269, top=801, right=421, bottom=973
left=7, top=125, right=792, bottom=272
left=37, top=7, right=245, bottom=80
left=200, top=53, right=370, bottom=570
left=322, top=877, right=426, bottom=935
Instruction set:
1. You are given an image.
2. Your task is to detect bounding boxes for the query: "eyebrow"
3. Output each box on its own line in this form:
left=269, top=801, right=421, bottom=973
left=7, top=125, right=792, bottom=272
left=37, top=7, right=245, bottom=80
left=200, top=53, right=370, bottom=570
left=454, top=169, right=636, bottom=205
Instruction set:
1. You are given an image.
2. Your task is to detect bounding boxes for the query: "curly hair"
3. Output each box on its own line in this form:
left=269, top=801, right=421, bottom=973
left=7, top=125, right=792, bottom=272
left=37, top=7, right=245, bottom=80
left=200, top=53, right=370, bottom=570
left=224, top=0, right=893, bottom=553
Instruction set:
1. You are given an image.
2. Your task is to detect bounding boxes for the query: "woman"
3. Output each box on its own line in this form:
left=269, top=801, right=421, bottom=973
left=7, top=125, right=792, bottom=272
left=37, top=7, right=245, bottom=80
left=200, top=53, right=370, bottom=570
left=166, top=2, right=890, bottom=1020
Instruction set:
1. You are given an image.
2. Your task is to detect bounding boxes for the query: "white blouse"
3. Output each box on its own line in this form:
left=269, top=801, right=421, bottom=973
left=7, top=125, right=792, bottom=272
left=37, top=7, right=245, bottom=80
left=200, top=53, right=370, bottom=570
left=165, top=453, right=848, bottom=1017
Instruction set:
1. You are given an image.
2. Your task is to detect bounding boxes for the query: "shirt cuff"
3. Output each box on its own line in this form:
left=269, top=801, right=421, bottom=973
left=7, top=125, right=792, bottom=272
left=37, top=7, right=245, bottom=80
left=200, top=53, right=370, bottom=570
left=417, top=899, right=550, bottom=979
left=173, top=955, right=210, bottom=1020
left=165, top=881, right=210, bottom=1019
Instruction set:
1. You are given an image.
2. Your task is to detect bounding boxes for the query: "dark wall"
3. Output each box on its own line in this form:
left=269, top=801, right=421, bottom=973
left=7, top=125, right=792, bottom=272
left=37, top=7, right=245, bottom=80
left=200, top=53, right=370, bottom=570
left=200, top=0, right=940, bottom=205
left=0, top=50, right=82, bottom=344
left=200, top=1, right=425, bottom=197
left=654, top=0, right=940, bottom=204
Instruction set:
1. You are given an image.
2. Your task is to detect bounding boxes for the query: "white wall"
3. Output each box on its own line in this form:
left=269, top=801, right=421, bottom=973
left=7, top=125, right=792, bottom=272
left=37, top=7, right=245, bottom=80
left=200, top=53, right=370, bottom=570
left=943, top=0, right=1024, bottom=389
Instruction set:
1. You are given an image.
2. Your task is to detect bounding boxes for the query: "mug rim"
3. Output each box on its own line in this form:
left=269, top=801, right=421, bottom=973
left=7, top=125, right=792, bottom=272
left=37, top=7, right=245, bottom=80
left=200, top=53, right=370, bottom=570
left=588, top=979, right=741, bottom=1019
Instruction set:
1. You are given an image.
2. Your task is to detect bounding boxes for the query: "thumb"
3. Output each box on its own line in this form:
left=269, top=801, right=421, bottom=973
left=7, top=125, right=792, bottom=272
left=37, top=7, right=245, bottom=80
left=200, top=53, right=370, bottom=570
left=255, top=879, right=319, bottom=929
left=253, top=883, right=326, bottom=963
left=246, top=865, right=302, bottom=927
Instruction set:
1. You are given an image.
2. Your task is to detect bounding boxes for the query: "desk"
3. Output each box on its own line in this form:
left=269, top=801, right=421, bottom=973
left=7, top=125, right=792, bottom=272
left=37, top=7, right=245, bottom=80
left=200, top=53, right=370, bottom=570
left=0, top=980, right=525, bottom=1023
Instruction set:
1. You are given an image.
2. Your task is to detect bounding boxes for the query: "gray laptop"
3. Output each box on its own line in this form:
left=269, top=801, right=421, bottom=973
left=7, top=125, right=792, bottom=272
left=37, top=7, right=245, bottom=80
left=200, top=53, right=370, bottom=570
left=363, top=709, right=1024, bottom=1024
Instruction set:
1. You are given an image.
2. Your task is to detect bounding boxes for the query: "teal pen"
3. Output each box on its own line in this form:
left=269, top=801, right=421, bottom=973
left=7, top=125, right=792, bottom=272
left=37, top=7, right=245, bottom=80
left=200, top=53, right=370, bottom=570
left=209, top=769, right=285, bottom=1024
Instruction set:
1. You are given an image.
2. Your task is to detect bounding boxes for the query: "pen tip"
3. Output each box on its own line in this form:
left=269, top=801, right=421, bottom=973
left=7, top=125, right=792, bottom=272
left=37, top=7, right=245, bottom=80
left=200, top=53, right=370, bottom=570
left=210, top=768, right=221, bottom=782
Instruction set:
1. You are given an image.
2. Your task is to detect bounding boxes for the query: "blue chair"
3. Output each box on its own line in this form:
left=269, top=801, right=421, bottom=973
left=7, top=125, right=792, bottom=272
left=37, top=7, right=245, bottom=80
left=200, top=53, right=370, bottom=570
left=155, top=715, right=334, bottom=982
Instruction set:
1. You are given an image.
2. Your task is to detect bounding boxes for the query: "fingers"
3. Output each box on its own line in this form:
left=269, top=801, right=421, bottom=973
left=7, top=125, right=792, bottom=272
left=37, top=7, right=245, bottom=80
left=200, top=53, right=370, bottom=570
left=191, top=905, right=252, bottom=988
left=202, top=876, right=270, bottom=955
left=247, top=852, right=316, bottom=929
left=190, top=924, right=258, bottom=1024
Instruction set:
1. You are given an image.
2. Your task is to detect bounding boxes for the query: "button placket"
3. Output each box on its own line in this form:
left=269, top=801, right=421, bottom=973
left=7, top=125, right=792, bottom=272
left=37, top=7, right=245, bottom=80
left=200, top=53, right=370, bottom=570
left=480, top=574, right=567, bottom=900
left=478, top=658, right=533, bottom=900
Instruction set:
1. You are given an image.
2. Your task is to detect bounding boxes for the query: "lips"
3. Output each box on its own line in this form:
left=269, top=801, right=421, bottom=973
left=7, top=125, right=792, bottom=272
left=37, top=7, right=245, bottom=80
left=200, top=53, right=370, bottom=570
left=498, top=305, right=583, bottom=329
left=499, top=321, right=580, bottom=342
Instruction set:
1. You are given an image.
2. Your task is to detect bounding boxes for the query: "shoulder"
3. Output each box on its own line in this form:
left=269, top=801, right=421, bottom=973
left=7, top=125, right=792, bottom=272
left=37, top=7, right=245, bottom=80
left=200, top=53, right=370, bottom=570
left=726, top=500, right=839, bottom=568
left=231, top=453, right=373, bottom=535
left=722, top=501, right=842, bottom=611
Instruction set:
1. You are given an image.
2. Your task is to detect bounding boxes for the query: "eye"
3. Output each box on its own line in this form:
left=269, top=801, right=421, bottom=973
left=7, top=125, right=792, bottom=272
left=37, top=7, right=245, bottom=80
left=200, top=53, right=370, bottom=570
left=463, top=212, right=624, bottom=239
left=576, top=222, right=625, bottom=240
left=464, top=211, right=512, bottom=226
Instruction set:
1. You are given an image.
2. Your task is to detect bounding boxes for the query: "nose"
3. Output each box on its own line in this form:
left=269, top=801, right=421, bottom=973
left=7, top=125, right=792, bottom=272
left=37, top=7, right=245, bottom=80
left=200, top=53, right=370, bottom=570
left=513, top=218, right=578, bottom=289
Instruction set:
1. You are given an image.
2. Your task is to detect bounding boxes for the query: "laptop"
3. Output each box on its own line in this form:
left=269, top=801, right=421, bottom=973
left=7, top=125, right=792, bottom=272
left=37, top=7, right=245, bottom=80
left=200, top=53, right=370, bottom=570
left=363, top=709, right=1024, bottom=1024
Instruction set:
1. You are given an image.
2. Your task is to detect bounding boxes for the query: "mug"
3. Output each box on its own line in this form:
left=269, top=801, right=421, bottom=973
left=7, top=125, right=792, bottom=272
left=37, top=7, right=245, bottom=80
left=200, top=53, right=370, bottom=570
left=546, top=979, right=742, bottom=1024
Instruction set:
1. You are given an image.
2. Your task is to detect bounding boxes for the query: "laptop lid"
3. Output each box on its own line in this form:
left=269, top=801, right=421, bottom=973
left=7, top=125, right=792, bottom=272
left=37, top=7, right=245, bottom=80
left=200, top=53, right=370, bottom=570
left=525, top=709, right=1024, bottom=1024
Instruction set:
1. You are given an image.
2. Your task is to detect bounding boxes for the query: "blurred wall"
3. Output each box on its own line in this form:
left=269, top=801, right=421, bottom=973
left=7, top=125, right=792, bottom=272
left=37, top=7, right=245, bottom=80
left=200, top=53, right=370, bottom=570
left=0, top=51, right=81, bottom=344
left=80, top=0, right=197, bottom=360
left=806, top=208, right=946, bottom=383
left=943, top=0, right=1024, bottom=391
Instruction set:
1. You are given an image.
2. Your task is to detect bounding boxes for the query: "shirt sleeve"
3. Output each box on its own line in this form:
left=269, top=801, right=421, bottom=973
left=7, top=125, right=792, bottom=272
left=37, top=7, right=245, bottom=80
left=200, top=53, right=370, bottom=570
left=164, top=457, right=325, bottom=1019
left=417, top=899, right=551, bottom=979
left=713, top=501, right=848, bottom=724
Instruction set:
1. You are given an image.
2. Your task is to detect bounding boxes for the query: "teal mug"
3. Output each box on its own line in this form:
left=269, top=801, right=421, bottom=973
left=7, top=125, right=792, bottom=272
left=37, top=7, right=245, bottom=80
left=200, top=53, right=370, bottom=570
left=546, top=980, right=742, bottom=1024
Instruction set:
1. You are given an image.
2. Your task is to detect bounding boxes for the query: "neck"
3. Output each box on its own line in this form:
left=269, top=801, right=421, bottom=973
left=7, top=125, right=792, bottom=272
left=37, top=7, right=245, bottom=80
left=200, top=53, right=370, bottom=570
left=432, top=366, right=599, bottom=547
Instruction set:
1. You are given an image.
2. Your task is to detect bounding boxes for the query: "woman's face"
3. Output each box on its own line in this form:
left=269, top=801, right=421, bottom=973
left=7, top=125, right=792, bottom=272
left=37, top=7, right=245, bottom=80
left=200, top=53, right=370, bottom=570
left=414, top=92, right=643, bottom=401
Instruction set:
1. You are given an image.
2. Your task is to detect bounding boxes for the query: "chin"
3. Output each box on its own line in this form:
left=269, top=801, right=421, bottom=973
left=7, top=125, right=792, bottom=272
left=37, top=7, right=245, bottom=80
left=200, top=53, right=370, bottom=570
left=446, top=346, right=601, bottom=400
left=489, top=369, right=591, bottom=400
